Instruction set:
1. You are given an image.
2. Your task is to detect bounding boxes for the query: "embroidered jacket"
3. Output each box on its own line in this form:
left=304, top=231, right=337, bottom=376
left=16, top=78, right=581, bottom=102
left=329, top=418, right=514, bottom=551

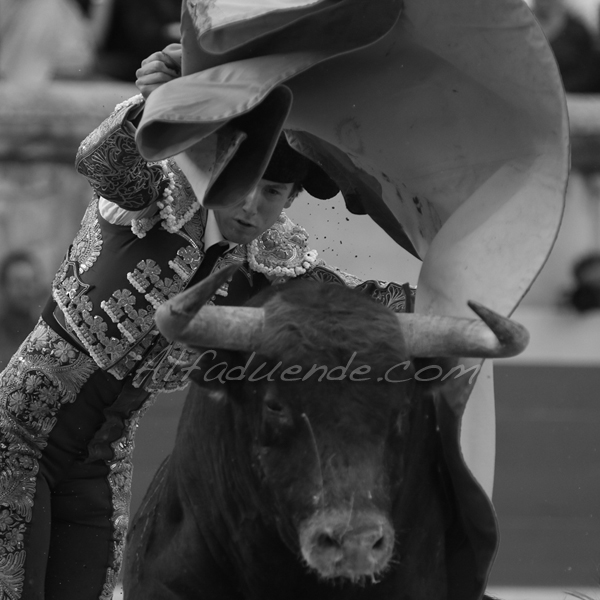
left=51, top=96, right=413, bottom=391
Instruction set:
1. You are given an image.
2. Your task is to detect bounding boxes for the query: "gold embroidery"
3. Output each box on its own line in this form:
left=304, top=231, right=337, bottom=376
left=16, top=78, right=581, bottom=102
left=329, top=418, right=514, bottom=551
left=168, top=246, right=202, bottom=283
left=102, top=289, right=138, bottom=323
left=52, top=164, right=211, bottom=373
left=306, top=266, right=414, bottom=314
left=304, top=263, right=361, bottom=287
left=54, top=248, right=193, bottom=372
left=248, top=212, right=318, bottom=280
left=54, top=282, right=125, bottom=370
left=106, top=335, right=157, bottom=382
left=76, top=96, right=166, bottom=212
left=0, top=550, right=26, bottom=599
left=57, top=210, right=206, bottom=373
left=181, top=205, right=207, bottom=243
left=132, top=340, right=199, bottom=393
left=131, top=159, right=200, bottom=238
left=101, top=396, right=157, bottom=598
left=69, top=196, right=103, bottom=274
left=126, top=261, right=161, bottom=294
left=360, top=281, right=414, bottom=313
left=77, top=95, right=143, bottom=160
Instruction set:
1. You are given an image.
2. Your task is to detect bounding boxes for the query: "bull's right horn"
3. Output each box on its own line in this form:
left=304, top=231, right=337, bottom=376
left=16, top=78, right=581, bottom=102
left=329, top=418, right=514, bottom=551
left=398, top=301, right=529, bottom=359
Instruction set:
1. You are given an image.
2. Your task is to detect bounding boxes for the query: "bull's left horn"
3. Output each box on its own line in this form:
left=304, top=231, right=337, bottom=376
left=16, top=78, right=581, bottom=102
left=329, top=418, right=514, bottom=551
left=155, top=265, right=265, bottom=350
left=159, top=304, right=265, bottom=350
left=398, top=301, right=529, bottom=359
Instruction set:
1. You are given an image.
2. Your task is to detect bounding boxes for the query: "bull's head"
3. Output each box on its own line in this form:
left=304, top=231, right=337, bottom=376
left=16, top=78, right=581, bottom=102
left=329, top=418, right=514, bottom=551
left=154, top=266, right=528, bottom=589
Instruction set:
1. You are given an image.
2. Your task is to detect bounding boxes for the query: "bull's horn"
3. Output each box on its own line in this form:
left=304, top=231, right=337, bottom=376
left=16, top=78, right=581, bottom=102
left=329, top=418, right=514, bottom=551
left=398, top=301, right=529, bottom=359
left=155, top=264, right=241, bottom=341
left=157, top=282, right=528, bottom=358
left=162, top=305, right=265, bottom=350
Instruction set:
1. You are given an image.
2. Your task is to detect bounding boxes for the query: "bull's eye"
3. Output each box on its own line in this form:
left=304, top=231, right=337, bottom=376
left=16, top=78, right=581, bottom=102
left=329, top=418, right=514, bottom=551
left=260, top=396, right=291, bottom=446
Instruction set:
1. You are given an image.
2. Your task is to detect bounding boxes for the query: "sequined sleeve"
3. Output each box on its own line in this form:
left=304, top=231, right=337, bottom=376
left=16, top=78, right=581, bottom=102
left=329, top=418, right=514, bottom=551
left=75, top=95, right=167, bottom=211
left=304, top=262, right=416, bottom=313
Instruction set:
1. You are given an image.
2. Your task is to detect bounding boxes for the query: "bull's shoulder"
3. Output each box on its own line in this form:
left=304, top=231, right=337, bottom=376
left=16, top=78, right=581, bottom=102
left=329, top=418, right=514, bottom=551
left=303, top=262, right=416, bottom=313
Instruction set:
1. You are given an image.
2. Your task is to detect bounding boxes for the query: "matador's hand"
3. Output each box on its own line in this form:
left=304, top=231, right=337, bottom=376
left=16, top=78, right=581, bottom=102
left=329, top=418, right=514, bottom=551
left=136, top=43, right=182, bottom=99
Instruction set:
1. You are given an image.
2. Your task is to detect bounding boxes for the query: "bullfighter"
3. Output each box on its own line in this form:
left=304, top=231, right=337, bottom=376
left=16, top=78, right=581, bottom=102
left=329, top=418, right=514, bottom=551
left=0, top=47, right=412, bottom=600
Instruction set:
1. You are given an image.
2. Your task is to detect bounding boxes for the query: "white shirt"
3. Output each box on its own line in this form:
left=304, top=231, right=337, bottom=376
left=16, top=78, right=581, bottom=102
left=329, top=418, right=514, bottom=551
left=203, top=210, right=236, bottom=252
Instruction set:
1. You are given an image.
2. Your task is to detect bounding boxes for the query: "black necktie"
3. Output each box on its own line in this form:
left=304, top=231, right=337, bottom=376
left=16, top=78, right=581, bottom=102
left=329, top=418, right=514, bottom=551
left=190, top=242, right=229, bottom=286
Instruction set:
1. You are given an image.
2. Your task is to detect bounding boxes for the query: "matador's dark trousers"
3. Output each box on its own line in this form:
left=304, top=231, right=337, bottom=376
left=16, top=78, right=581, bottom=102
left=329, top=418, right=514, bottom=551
left=0, top=319, right=147, bottom=600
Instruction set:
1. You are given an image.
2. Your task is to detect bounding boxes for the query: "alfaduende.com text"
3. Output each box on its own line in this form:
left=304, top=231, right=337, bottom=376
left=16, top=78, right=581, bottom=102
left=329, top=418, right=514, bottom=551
left=139, top=350, right=482, bottom=386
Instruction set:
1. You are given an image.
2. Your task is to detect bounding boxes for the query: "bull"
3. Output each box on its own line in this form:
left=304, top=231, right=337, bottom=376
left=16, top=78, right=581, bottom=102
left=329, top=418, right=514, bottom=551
left=123, top=265, right=528, bottom=599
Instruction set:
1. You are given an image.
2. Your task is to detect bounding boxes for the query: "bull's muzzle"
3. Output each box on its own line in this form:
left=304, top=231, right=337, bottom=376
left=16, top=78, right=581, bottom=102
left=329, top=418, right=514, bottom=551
left=299, top=510, right=394, bottom=582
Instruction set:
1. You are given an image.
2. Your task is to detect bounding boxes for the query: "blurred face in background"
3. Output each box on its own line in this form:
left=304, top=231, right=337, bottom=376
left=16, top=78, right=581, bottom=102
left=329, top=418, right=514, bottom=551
left=2, top=259, right=40, bottom=314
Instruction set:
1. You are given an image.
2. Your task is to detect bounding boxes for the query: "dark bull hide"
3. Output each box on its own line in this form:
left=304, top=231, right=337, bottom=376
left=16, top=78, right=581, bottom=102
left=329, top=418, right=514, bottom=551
left=123, top=266, right=527, bottom=600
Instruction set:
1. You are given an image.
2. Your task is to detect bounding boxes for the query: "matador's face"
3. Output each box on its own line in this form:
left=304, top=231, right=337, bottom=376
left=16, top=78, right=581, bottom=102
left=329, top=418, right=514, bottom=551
left=213, top=179, right=295, bottom=245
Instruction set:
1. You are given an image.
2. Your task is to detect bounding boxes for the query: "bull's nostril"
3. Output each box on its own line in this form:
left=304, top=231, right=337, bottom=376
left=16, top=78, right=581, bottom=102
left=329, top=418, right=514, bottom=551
left=300, top=512, right=394, bottom=580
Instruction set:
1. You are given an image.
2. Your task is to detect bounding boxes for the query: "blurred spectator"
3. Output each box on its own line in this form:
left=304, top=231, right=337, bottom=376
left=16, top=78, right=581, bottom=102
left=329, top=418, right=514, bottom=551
left=564, top=251, right=600, bottom=312
left=79, top=0, right=181, bottom=82
left=0, top=251, right=43, bottom=371
left=0, top=0, right=95, bottom=81
left=0, top=0, right=179, bottom=83
left=533, top=0, right=600, bottom=92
